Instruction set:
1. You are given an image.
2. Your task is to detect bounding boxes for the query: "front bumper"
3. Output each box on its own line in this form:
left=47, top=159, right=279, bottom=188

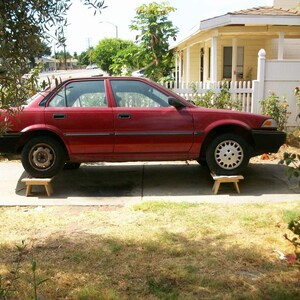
left=0, top=133, right=22, bottom=154
left=251, top=130, right=286, bottom=156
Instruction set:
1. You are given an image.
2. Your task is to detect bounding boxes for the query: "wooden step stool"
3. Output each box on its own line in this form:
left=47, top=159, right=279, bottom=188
left=211, top=173, right=244, bottom=194
left=21, top=177, right=53, bottom=197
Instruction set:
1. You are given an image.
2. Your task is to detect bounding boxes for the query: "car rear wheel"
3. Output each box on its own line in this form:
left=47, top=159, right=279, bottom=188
left=206, top=133, right=250, bottom=175
left=21, top=136, right=66, bottom=178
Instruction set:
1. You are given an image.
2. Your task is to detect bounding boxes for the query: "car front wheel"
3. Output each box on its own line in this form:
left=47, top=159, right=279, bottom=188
left=206, top=133, right=250, bottom=175
left=21, top=136, right=66, bottom=178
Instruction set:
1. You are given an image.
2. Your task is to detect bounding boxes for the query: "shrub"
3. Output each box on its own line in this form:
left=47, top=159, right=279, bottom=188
left=284, top=217, right=300, bottom=264
left=279, top=153, right=300, bottom=186
left=191, top=81, right=241, bottom=110
left=260, top=92, right=289, bottom=131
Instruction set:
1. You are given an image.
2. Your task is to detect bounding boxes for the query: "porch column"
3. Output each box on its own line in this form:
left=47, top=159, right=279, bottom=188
left=278, top=32, right=284, bottom=60
left=211, top=36, right=217, bottom=82
left=179, top=50, right=183, bottom=88
left=175, top=52, right=178, bottom=88
left=231, top=38, right=237, bottom=82
left=186, top=46, right=191, bottom=84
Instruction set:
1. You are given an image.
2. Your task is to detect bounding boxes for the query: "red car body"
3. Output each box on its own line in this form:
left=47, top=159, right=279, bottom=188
left=0, top=77, right=286, bottom=177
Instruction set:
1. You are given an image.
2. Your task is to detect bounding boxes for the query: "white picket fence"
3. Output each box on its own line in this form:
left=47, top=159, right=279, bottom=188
left=162, top=80, right=253, bottom=112
left=162, top=50, right=300, bottom=127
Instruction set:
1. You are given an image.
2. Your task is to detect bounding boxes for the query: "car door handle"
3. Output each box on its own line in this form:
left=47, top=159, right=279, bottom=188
left=53, top=114, right=66, bottom=119
left=118, top=113, right=131, bottom=119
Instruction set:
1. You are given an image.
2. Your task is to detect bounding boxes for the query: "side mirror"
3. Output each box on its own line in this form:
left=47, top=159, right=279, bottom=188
left=168, top=97, right=185, bottom=109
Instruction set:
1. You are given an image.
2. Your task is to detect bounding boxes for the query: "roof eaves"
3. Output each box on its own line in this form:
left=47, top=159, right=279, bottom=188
left=200, top=14, right=300, bottom=31
left=171, top=6, right=300, bottom=49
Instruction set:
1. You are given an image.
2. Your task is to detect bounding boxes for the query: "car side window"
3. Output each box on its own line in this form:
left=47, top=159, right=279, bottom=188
left=110, top=80, right=170, bottom=108
left=48, top=80, right=107, bottom=108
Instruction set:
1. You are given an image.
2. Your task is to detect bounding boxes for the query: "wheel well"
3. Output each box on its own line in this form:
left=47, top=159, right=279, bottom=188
left=199, top=125, right=254, bottom=160
left=18, top=130, right=69, bottom=160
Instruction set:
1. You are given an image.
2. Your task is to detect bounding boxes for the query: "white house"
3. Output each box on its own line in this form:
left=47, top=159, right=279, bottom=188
left=172, top=0, right=300, bottom=84
left=169, top=0, right=300, bottom=127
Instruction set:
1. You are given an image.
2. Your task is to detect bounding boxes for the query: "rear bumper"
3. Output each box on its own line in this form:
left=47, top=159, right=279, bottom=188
left=0, top=133, right=22, bottom=154
left=251, top=130, right=286, bottom=155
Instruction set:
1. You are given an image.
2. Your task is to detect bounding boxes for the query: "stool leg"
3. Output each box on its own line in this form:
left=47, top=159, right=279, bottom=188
left=25, top=185, right=31, bottom=197
left=233, top=182, right=240, bottom=194
left=212, top=181, right=220, bottom=194
left=45, top=184, right=53, bottom=197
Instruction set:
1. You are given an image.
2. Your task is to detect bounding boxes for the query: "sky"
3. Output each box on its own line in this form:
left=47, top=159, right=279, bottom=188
left=59, top=0, right=274, bottom=54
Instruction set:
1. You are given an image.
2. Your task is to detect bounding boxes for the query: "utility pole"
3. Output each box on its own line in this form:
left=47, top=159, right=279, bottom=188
left=62, top=27, right=67, bottom=70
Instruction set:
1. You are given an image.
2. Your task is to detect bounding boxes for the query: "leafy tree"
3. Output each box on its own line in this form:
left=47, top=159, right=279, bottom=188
left=55, top=50, right=72, bottom=60
left=130, top=2, right=178, bottom=81
left=92, top=38, right=135, bottom=75
left=111, top=43, right=145, bottom=75
left=29, top=42, right=52, bottom=69
left=0, top=0, right=106, bottom=114
left=77, top=48, right=94, bottom=66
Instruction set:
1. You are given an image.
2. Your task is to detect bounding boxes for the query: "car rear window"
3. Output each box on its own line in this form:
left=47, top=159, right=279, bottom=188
left=48, top=80, right=106, bottom=108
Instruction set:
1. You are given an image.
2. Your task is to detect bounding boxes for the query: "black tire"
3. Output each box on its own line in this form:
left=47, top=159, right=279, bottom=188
left=21, top=136, right=66, bottom=178
left=196, top=157, right=208, bottom=167
left=206, top=133, right=250, bottom=175
left=64, top=162, right=81, bottom=170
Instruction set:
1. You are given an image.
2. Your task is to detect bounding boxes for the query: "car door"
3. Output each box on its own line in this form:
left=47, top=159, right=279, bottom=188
left=44, top=79, right=114, bottom=154
left=109, top=79, right=194, bottom=156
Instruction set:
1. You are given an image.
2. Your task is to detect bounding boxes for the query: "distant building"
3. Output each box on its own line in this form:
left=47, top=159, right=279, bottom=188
left=35, top=57, right=79, bottom=71
left=55, top=58, right=78, bottom=70
left=35, top=57, right=57, bottom=71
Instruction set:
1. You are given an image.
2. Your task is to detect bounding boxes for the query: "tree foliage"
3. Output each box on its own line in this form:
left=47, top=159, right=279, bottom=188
left=77, top=49, right=94, bottom=66
left=92, top=38, right=136, bottom=75
left=111, top=44, right=145, bottom=75
left=130, top=1, right=178, bottom=81
left=0, top=0, right=106, bottom=112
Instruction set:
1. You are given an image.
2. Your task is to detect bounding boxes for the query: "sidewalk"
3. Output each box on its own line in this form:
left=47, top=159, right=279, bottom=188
left=0, top=160, right=299, bottom=206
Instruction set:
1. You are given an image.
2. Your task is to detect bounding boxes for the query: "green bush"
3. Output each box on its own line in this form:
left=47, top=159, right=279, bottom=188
left=279, top=152, right=300, bottom=187
left=284, top=217, right=300, bottom=263
left=260, top=92, right=289, bottom=131
left=191, top=81, right=241, bottom=110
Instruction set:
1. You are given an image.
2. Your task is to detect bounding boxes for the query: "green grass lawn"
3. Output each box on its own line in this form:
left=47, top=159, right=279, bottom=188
left=0, top=201, right=300, bottom=299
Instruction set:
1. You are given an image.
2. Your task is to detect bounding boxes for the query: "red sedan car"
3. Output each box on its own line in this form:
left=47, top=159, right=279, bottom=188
left=0, top=77, right=286, bottom=178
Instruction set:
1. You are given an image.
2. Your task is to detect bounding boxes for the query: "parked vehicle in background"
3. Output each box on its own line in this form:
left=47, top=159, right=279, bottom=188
left=0, top=77, right=286, bottom=178
left=86, top=64, right=98, bottom=70
left=131, top=69, right=145, bottom=77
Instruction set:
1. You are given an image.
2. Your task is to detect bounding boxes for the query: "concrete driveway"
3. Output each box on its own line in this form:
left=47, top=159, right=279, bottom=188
left=0, top=160, right=299, bottom=206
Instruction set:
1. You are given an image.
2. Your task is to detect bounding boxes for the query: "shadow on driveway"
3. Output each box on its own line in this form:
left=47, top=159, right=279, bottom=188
left=3, top=160, right=297, bottom=206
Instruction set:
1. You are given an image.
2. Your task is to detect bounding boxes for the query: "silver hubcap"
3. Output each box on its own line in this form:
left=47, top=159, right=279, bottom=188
left=214, top=140, right=243, bottom=170
left=29, top=144, right=55, bottom=170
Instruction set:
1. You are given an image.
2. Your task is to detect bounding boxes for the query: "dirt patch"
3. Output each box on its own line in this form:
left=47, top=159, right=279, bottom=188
left=251, top=142, right=300, bottom=163
left=287, top=130, right=300, bottom=148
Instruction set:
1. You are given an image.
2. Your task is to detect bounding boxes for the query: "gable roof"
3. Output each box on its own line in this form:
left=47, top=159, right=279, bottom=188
left=200, top=6, right=300, bottom=31
left=230, top=6, right=300, bottom=16
left=171, top=5, right=300, bottom=49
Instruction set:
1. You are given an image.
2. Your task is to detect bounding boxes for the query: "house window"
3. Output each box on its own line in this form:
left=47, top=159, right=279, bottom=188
left=223, top=47, right=244, bottom=79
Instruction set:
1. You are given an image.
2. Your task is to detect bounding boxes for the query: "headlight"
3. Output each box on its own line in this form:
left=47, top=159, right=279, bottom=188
left=261, top=118, right=278, bottom=129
